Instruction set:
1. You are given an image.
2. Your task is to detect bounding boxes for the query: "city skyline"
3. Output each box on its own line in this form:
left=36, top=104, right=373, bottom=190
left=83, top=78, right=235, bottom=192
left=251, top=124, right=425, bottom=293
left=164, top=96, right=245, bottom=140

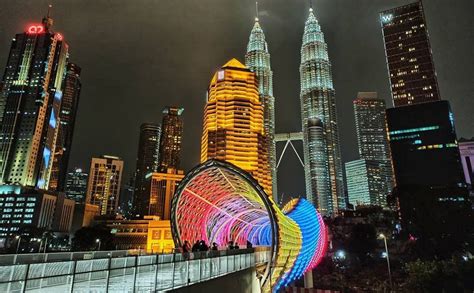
left=0, top=0, right=473, bottom=198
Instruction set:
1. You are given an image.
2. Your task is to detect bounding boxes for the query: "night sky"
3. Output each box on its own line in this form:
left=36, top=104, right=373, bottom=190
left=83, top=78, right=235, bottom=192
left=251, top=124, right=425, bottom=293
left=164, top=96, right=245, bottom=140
left=1, top=0, right=473, bottom=198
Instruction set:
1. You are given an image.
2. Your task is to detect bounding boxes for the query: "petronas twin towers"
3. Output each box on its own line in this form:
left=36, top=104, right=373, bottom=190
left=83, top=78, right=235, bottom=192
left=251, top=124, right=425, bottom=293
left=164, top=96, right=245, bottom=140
left=244, top=5, right=344, bottom=215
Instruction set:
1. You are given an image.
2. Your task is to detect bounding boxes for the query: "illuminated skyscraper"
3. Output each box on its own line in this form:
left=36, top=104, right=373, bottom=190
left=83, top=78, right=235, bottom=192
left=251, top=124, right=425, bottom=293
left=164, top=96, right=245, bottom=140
left=380, top=1, right=440, bottom=107
left=345, top=159, right=387, bottom=207
left=0, top=13, right=68, bottom=189
left=201, top=58, right=272, bottom=196
left=353, top=92, right=394, bottom=200
left=245, top=10, right=275, bottom=199
left=300, top=7, right=344, bottom=214
left=133, top=123, right=161, bottom=217
left=49, top=63, right=82, bottom=191
left=158, top=107, right=183, bottom=171
left=86, top=155, right=123, bottom=215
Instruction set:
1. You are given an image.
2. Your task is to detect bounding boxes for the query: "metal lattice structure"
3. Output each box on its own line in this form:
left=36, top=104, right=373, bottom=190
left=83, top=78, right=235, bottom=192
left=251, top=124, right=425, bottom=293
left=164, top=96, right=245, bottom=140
left=170, top=160, right=327, bottom=292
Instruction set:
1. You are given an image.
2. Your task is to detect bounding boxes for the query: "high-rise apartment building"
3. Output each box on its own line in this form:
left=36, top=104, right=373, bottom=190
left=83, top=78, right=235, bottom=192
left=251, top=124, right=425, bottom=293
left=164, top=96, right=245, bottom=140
left=380, top=1, right=440, bottom=107
left=158, top=107, right=183, bottom=171
left=86, top=156, right=123, bottom=215
left=245, top=14, right=276, bottom=200
left=353, top=92, right=394, bottom=201
left=64, top=168, right=88, bottom=203
left=201, top=58, right=272, bottom=196
left=0, top=14, right=69, bottom=189
left=133, top=123, right=161, bottom=217
left=345, top=159, right=386, bottom=207
left=458, top=138, right=474, bottom=186
left=49, top=63, right=82, bottom=191
left=300, top=8, right=344, bottom=214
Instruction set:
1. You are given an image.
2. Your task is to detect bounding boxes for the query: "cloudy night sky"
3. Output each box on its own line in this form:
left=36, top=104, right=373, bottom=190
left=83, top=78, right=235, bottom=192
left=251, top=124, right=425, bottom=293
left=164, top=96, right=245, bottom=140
left=1, top=0, right=473, bottom=199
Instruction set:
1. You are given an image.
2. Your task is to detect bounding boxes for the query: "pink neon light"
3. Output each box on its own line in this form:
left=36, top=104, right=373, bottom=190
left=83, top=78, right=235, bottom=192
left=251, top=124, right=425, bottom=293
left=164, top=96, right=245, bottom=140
left=27, top=25, right=44, bottom=34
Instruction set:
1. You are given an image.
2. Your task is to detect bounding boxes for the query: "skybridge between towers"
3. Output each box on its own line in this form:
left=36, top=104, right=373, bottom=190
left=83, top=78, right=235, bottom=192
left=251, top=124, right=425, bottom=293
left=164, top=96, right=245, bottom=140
left=274, top=132, right=305, bottom=169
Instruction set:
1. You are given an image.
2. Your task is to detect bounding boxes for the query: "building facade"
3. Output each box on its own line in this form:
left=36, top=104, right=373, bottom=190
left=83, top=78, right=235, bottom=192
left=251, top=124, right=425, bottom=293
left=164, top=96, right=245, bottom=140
left=380, top=1, right=440, bottom=106
left=200, top=58, right=272, bottom=196
left=52, top=193, right=75, bottom=232
left=158, top=107, right=183, bottom=172
left=245, top=16, right=276, bottom=200
left=133, top=123, right=161, bottom=217
left=64, top=168, right=88, bottom=203
left=386, top=101, right=464, bottom=187
left=49, top=63, right=82, bottom=191
left=458, top=138, right=474, bottom=186
left=300, top=8, right=344, bottom=214
left=147, top=169, right=184, bottom=220
left=0, top=15, right=69, bottom=189
left=0, top=185, right=74, bottom=238
left=86, top=156, right=123, bottom=215
left=94, top=216, right=173, bottom=253
left=353, top=92, right=393, bottom=203
left=345, top=159, right=386, bottom=207
left=386, top=101, right=470, bottom=250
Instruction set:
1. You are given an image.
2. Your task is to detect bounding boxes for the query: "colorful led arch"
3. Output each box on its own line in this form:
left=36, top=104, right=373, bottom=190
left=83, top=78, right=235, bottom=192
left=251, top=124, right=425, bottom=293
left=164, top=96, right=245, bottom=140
left=171, top=159, right=327, bottom=292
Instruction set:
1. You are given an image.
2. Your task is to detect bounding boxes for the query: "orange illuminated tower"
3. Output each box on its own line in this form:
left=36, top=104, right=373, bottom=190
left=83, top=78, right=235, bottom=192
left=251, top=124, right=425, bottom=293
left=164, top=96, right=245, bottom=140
left=200, top=58, right=272, bottom=196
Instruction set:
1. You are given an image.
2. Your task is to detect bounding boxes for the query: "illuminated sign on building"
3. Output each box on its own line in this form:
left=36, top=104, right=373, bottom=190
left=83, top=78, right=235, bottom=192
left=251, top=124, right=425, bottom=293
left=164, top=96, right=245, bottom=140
left=381, top=14, right=393, bottom=23
left=217, top=70, right=224, bottom=81
left=27, top=25, right=45, bottom=34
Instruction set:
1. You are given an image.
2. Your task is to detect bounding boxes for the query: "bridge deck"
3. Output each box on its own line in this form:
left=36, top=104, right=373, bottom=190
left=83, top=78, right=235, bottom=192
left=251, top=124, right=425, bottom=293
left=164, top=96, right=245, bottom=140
left=0, top=248, right=270, bottom=292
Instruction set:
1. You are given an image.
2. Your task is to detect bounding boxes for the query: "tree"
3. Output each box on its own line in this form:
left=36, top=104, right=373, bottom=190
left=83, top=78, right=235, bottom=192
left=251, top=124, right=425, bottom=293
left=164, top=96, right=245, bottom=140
left=346, top=223, right=377, bottom=262
left=72, top=225, right=113, bottom=251
left=404, top=258, right=474, bottom=292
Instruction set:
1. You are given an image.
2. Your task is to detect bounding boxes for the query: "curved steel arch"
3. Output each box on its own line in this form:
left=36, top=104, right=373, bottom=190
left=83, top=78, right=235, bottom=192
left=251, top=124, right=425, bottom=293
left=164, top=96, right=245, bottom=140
left=170, top=159, right=327, bottom=292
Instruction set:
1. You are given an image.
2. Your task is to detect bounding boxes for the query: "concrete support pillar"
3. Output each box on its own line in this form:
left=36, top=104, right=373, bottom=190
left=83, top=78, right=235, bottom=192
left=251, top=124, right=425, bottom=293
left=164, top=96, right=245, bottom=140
left=304, top=271, right=313, bottom=288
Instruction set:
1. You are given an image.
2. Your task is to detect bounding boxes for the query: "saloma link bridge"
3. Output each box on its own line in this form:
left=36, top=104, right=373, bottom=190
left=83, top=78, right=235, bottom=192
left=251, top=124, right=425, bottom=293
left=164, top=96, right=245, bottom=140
left=171, top=160, right=328, bottom=292
left=0, top=160, right=328, bottom=293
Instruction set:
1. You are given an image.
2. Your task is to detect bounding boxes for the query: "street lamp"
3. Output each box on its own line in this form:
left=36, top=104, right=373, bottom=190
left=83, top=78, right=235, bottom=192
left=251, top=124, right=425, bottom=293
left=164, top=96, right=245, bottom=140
left=335, top=250, right=346, bottom=261
left=15, top=235, right=21, bottom=254
left=96, top=238, right=101, bottom=251
left=378, top=233, right=393, bottom=290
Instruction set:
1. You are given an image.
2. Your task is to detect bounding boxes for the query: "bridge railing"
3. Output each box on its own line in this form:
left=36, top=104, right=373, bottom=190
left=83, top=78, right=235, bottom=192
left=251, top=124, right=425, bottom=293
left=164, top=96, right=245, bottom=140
left=0, top=247, right=271, bottom=292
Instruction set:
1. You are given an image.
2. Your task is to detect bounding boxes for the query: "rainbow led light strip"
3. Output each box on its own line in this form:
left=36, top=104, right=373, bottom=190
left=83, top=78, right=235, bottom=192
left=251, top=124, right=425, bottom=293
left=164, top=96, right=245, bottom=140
left=171, top=160, right=327, bottom=292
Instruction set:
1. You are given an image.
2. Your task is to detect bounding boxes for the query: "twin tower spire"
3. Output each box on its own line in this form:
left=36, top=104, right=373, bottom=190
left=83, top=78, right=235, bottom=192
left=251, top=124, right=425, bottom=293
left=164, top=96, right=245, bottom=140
left=244, top=2, right=344, bottom=215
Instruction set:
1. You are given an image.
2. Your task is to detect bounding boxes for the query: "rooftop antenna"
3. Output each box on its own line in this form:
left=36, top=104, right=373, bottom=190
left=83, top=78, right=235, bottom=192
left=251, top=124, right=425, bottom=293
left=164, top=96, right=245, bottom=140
left=255, top=1, right=259, bottom=22
left=309, top=0, right=313, bottom=12
left=47, top=3, right=52, bottom=17
left=43, top=3, right=54, bottom=30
